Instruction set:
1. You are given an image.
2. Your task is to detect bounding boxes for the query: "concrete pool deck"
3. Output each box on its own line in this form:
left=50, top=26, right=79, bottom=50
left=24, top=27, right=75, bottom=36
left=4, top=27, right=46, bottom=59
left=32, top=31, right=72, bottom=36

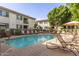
left=0, top=34, right=77, bottom=56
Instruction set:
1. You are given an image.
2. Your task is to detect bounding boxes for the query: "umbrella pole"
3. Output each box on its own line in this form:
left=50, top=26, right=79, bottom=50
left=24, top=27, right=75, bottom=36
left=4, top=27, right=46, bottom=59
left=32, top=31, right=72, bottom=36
left=74, top=26, right=77, bottom=35
left=66, top=26, right=67, bottom=33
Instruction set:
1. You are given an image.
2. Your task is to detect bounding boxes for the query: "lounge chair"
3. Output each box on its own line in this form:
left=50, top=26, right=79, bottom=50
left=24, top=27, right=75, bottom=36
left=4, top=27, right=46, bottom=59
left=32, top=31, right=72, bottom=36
left=46, top=30, right=79, bottom=56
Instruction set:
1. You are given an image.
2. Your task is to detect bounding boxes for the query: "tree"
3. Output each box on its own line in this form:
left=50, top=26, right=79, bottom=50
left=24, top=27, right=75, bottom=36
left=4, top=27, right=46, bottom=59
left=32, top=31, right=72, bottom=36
left=37, top=25, right=42, bottom=31
left=67, top=3, right=79, bottom=21
left=33, top=23, right=38, bottom=29
left=48, top=5, right=72, bottom=29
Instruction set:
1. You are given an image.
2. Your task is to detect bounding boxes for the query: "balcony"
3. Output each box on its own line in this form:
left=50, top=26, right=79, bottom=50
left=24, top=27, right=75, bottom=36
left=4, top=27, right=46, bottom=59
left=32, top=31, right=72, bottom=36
left=23, top=18, right=28, bottom=24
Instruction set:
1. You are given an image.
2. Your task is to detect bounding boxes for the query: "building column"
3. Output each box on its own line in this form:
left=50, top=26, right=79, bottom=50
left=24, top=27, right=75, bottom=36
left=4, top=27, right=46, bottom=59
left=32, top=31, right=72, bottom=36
left=22, top=25, right=24, bottom=30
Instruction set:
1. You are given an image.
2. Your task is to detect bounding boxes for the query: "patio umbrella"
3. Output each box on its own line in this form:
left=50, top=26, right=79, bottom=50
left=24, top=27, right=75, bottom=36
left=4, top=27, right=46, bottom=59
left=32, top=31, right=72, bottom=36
left=63, top=21, right=79, bottom=30
left=63, top=21, right=79, bottom=26
left=63, top=21, right=79, bottom=41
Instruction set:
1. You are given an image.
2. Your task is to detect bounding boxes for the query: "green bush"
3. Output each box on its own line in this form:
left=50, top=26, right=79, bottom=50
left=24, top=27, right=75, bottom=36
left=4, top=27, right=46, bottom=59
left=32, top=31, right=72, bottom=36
left=10, top=29, right=15, bottom=35
left=10, top=29, right=22, bottom=35
left=15, top=29, right=22, bottom=35
left=0, top=29, right=6, bottom=38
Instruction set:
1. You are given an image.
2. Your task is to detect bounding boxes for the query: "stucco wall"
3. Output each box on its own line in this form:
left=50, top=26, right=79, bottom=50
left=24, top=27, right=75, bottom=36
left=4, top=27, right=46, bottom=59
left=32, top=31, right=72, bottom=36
left=9, top=12, right=17, bottom=29
left=38, top=21, right=50, bottom=29
left=0, top=8, right=36, bottom=29
left=0, top=16, right=10, bottom=23
left=28, top=18, right=35, bottom=29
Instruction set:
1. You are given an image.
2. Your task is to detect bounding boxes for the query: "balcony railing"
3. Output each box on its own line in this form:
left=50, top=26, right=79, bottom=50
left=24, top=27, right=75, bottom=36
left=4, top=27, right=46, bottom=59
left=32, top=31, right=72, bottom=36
left=23, top=21, right=28, bottom=24
left=23, top=18, right=28, bottom=24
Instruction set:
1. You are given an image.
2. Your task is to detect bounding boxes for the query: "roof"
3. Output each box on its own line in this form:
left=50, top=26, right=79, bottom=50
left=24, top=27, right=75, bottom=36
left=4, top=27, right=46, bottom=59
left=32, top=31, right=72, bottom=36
left=0, top=6, right=36, bottom=20
left=37, top=19, right=48, bottom=22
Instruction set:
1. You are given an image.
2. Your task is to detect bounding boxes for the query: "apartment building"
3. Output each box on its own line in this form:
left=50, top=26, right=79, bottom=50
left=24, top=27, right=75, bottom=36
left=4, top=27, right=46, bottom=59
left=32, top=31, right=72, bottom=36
left=37, top=19, right=50, bottom=30
left=0, top=6, right=36, bottom=30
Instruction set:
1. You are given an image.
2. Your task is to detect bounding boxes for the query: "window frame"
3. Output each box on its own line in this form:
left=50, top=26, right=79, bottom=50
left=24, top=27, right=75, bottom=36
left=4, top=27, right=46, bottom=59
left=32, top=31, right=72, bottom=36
left=0, top=10, right=2, bottom=16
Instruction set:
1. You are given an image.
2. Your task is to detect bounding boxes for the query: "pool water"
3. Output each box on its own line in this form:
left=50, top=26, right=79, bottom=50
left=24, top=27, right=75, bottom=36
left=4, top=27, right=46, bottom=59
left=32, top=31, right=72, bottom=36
left=6, top=34, right=54, bottom=48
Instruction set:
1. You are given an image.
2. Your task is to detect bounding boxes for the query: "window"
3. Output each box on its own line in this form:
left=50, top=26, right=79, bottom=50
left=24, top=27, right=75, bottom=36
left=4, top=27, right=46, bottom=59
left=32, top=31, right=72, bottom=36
left=2, top=11, right=9, bottom=17
left=44, top=22, right=47, bottom=24
left=2, top=11, right=6, bottom=17
left=5, top=12, right=9, bottom=17
left=20, top=25, right=22, bottom=29
left=39, top=22, right=43, bottom=24
left=20, top=16, right=22, bottom=20
left=16, top=15, right=22, bottom=20
left=17, top=25, right=22, bottom=29
left=23, top=18, right=28, bottom=24
left=0, top=10, right=2, bottom=16
left=0, top=10, right=9, bottom=17
left=16, top=15, right=19, bottom=19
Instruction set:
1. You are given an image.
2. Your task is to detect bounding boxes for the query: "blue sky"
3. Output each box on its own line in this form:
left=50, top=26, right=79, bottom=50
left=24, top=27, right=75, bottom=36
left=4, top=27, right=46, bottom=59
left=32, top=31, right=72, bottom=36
left=0, top=3, right=65, bottom=20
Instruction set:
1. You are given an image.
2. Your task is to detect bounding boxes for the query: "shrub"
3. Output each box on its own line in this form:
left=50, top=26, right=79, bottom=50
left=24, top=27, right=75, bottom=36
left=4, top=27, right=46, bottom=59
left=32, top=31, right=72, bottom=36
left=0, top=29, right=6, bottom=38
left=10, top=29, right=22, bottom=35
left=10, top=29, right=15, bottom=35
left=14, top=29, right=22, bottom=35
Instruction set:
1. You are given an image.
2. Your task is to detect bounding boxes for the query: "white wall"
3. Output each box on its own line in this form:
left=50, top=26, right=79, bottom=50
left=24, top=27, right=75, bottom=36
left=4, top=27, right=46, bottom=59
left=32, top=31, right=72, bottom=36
left=0, top=9, right=35, bottom=29
left=9, top=12, right=17, bottom=29
left=38, top=21, right=50, bottom=29
left=28, top=18, right=35, bottom=29
left=0, top=16, right=10, bottom=23
left=16, top=20, right=23, bottom=25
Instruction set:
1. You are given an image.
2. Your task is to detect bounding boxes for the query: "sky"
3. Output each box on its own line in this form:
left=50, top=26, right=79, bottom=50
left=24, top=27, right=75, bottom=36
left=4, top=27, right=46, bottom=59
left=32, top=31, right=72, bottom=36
left=0, top=3, right=65, bottom=20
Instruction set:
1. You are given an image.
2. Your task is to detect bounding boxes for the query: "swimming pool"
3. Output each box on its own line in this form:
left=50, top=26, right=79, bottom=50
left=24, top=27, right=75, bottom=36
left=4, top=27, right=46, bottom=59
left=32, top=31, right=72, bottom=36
left=6, top=34, right=54, bottom=48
